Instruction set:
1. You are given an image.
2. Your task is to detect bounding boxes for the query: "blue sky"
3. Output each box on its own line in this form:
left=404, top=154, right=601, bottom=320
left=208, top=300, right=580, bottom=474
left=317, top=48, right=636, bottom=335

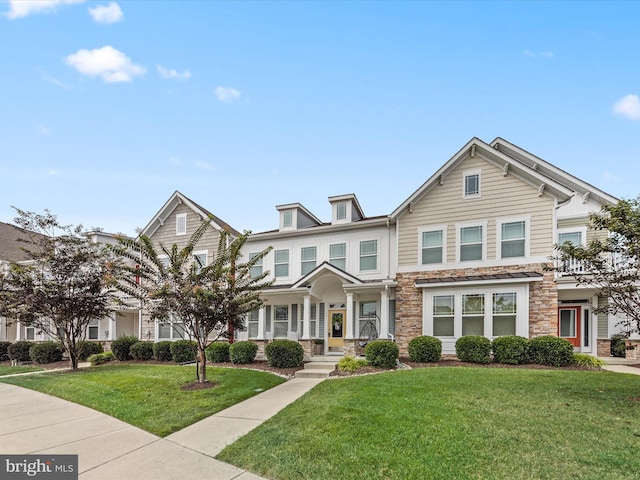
left=1, top=1, right=639, bottom=236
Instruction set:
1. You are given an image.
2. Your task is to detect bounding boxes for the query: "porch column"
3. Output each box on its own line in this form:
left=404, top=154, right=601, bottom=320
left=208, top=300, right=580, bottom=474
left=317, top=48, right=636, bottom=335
left=302, top=295, right=311, bottom=340
left=379, top=288, right=389, bottom=340
left=108, top=312, right=116, bottom=340
left=16, top=319, right=21, bottom=341
left=256, top=306, right=265, bottom=340
left=138, top=309, right=143, bottom=339
left=345, top=292, right=355, bottom=339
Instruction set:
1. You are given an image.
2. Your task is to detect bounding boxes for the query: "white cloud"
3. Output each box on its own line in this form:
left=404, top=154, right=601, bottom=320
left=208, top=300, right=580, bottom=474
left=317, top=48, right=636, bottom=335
left=65, top=46, right=146, bottom=83
left=214, top=86, right=241, bottom=103
left=88, top=2, right=122, bottom=24
left=37, top=69, right=71, bottom=89
left=5, top=0, right=84, bottom=19
left=157, top=65, right=191, bottom=80
left=613, top=94, right=640, bottom=120
left=195, top=160, right=213, bottom=171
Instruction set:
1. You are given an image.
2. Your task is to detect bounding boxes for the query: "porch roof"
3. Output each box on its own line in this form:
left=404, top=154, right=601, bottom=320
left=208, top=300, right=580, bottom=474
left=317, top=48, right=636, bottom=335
left=415, top=271, right=543, bottom=288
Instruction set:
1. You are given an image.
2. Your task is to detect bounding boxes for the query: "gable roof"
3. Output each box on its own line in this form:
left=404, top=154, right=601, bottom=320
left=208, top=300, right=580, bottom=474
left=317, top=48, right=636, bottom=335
left=0, top=221, right=38, bottom=262
left=390, top=137, right=578, bottom=220
left=490, top=137, right=619, bottom=206
left=291, top=261, right=364, bottom=288
left=140, top=191, right=241, bottom=238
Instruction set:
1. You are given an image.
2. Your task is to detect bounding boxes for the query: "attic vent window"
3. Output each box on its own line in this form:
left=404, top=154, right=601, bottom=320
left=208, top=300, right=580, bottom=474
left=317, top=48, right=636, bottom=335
left=464, top=172, right=480, bottom=198
left=283, top=210, right=293, bottom=228
left=176, top=213, right=187, bottom=235
left=336, top=203, right=347, bottom=220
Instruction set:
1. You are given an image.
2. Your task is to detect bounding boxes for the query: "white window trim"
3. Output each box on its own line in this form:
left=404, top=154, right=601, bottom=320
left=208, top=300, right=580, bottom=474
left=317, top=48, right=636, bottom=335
left=274, top=249, right=290, bottom=279
left=456, top=221, right=487, bottom=263
left=329, top=242, right=347, bottom=270
left=557, top=226, right=587, bottom=246
left=496, top=216, right=531, bottom=260
left=193, top=250, right=208, bottom=272
left=418, top=225, right=448, bottom=266
left=281, top=210, right=295, bottom=230
left=359, top=239, right=379, bottom=273
left=463, top=169, right=481, bottom=199
left=301, top=246, right=317, bottom=275
left=176, top=213, right=187, bottom=236
left=336, top=202, right=348, bottom=221
left=423, top=284, right=529, bottom=342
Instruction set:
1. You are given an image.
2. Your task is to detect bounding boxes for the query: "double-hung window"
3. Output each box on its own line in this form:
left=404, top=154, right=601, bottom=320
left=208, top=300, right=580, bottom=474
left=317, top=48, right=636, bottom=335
left=558, top=231, right=582, bottom=246
left=247, top=309, right=259, bottom=338
left=249, top=253, right=263, bottom=279
left=88, top=318, right=99, bottom=340
left=193, top=251, right=207, bottom=273
left=493, top=293, right=516, bottom=336
left=274, top=305, right=288, bottom=338
left=421, top=229, right=444, bottom=264
left=330, top=243, right=346, bottom=270
left=462, top=294, right=484, bottom=336
left=460, top=225, right=483, bottom=261
left=336, top=203, right=347, bottom=220
left=274, top=249, right=289, bottom=278
left=360, top=240, right=377, bottom=271
left=282, top=210, right=293, bottom=229
left=301, top=247, right=317, bottom=275
left=500, top=221, right=526, bottom=258
left=158, top=315, right=185, bottom=340
left=433, top=295, right=455, bottom=337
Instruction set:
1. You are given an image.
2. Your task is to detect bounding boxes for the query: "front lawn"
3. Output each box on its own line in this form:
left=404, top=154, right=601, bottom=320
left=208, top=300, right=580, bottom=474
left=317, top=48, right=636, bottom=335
left=0, top=364, right=43, bottom=376
left=0, top=364, right=285, bottom=436
left=218, top=368, right=640, bottom=479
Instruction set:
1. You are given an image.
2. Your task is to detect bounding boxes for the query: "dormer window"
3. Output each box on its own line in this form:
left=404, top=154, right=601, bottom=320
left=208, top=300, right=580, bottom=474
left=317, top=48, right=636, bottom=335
left=283, top=210, right=293, bottom=228
left=336, top=203, right=347, bottom=220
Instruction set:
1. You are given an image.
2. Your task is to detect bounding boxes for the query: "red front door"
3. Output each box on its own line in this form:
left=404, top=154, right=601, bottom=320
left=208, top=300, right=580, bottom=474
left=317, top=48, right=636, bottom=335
left=558, top=306, right=580, bottom=347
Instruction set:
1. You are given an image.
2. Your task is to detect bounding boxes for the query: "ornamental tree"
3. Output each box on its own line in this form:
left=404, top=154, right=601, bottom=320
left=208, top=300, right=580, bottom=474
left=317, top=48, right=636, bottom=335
left=111, top=219, right=272, bottom=384
left=552, top=197, right=640, bottom=335
left=0, top=208, right=118, bottom=370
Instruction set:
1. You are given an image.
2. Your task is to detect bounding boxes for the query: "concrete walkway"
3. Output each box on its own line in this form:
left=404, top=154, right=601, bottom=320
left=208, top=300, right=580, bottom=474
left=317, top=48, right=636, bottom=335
left=0, top=376, right=324, bottom=480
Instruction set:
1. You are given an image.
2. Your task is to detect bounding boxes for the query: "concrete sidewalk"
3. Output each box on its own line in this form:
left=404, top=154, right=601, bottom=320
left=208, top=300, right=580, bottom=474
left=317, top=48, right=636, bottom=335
left=0, top=377, right=323, bottom=480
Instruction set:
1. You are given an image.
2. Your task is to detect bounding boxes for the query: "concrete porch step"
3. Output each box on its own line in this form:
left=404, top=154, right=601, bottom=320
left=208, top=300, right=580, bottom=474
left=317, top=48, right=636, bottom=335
left=295, top=361, right=338, bottom=379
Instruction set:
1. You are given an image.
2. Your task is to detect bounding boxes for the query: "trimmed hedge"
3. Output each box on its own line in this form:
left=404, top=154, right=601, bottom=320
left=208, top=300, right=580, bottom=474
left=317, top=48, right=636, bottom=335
left=0, top=341, right=11, bottom=361
left=338, top=355, right=367, bottom=372
left=153, top=341, right=173, bottom=362
left=77, top=341, right=103, bottom=361
left=265, top=340, right=303, bottom=368
left=88, top=351, right=114, bottom=366
left=8, top=341, right=33, bottom=362
left=408, top=336, right=442, bottom=363
left=365, top=340, right=399, bottom=369
left=231, top=341, right=259, bottom=364
left=206, top=342, right=230, bottom=363
left=170, top=339, right=197, bottom=363
left=29, top=342, right=64, bottom=364
left=111, top=336, right=139, bottom=361
left=528, top=335, right=574, bottom=367
left=129, top=341, right=154, bottom=360
left=492, top=336, right=529, bottom=365
left=455, top=335, right=491, bottom=364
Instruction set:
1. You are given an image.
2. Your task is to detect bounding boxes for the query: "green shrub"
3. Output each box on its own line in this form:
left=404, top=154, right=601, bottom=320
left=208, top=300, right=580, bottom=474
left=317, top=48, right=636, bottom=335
left=492, top=336, right=529, bottom=365
left=88, top=351, right=114, bottom=366
left=365, top=340, right=399, bottom=369
left=111, top=336, right=139, bottom=361
left=573, top=353, right=606, bottom=369
left=264, top=340, right=303, bottom=368
left=8, top=341, right=33, bottom=362
left=230, top=340, right=259, bottom=364
left=129, top=341, right=154, bottom=360
left=206, top=342, right=230, bottom=363
left=455, top=336, right=491, bottom=364
left=170, top=339, right=197, bottom=363
left=408, top=336, right=442, bottom=363
left=0, top=341, right=11, bottom=361
left=77, top=341, right=103, bottom=361
left=153, top=341, right=173, bottom=362
left=528, top=335, right=574, bottom=367
left=611, top=334, right=627, bottom=358
left=29, top=342, right=64, bottom=364
left=338, top=355, right=367, bottom=372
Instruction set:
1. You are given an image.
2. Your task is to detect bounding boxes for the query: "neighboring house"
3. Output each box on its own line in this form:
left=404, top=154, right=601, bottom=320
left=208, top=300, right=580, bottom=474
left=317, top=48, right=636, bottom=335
left=391, top=137, right=620, bottom=357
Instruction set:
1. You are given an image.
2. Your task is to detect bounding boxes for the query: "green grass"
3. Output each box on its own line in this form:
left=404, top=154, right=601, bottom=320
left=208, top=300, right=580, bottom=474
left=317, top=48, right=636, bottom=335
left=0, top=365, right=43, bottom=376
left=0, top=364, right=285, bottom=436
left=218, top=368, right=640, bottom=480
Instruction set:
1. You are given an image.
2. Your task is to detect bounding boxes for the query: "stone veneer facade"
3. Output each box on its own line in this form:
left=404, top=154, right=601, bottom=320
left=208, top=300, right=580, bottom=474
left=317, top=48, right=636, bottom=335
left=394, top=264, right=558, bottom=355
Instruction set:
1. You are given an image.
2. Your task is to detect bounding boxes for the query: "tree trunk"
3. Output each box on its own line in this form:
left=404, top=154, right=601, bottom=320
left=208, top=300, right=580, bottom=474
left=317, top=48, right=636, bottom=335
left=69, top=351, right=79, bottom=370
left=198, top=345, right=206, bottom=383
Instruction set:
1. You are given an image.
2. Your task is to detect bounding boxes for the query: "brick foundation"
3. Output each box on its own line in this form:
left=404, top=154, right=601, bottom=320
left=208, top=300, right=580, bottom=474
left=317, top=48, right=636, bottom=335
left=597, top=339, right=611, bottom=357
left=625, top=340, right=640, bottom=361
